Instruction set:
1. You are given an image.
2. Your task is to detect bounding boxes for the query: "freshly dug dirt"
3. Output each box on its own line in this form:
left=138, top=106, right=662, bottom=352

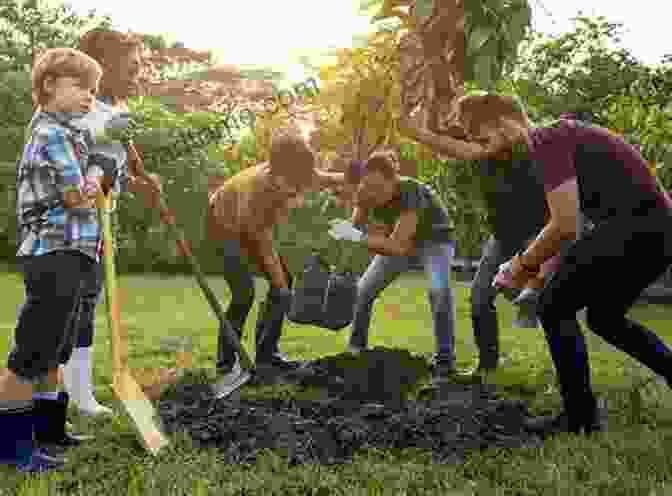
left=157, top=348, right=542, bottom=465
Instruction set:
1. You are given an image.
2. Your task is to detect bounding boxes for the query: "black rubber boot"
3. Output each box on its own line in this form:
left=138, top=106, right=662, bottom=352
left=0, top=404, right=65, bottom=474
left=33, top=392, right=94, bottom=450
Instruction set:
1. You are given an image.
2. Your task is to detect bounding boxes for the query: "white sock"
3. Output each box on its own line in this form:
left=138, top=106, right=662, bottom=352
left=33, top=391, right=60, bottom=401
left=63, top=347, right=111, bottom=414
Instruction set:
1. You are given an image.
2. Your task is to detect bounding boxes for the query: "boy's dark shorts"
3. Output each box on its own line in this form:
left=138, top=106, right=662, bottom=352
left=7, top=250, right=95, bottom=382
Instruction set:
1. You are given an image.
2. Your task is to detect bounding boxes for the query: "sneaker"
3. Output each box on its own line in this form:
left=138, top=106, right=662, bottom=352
left=456, top=366, right=496, bottom=383
left=212, top=360, right=251, bottom=399
left=257, top=352, right=305, bottom=370
left=523, top=410, right=605, bottom=437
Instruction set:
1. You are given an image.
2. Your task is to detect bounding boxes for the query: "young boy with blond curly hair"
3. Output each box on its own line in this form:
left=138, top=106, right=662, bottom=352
left=0, top=47, right=106, bottom=474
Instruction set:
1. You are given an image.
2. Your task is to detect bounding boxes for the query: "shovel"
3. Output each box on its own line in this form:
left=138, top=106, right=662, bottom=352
left=97, top=189, right=170, bottom=455
left=126, top=144, right=252, bottom=399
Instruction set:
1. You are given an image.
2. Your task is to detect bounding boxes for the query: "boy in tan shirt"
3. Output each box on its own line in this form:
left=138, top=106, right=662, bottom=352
left=207, top=128, right=345, bottom=380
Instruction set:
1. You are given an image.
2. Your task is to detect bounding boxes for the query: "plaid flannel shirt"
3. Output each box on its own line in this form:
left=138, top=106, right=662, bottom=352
left=16, top=111, right=102, bottom=262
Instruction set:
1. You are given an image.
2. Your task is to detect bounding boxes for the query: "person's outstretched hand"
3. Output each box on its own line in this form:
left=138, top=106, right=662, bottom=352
left=499, top=254, right=538, bottom=290
left=129, top=173, right=163, bottom=210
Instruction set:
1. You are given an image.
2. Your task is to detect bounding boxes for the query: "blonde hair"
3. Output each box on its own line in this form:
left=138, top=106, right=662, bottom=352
left=32, top=48, right=102, bottom=107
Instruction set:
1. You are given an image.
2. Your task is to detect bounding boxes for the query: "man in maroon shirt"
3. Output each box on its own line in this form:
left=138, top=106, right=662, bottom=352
left=402, top=94, right=672, bottom=437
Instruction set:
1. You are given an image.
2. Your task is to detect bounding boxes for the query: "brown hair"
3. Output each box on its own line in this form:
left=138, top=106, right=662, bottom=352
left=457, top=94, right=528, bottom=137
left=78, top=28, right=143, bottom=62
left=77, top=28, right=143, bottom=100
left=32, top=48, right=102, bottom=106
left=268, top=127, right=316, bottom=188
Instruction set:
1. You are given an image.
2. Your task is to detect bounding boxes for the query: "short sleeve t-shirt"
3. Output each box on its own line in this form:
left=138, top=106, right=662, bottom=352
left=207, top=164, right=290, bottom=239
left=368, top=176, right=454, bottom=245
left=529, top=119, right=671, bottom=224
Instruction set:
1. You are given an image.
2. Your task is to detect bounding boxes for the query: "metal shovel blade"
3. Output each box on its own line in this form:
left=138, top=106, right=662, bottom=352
left=211, top=367, right=252, bottom=400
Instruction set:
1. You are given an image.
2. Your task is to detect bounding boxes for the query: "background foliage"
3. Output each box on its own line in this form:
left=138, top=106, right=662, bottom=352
left=0, top=0, right=670, bottom=277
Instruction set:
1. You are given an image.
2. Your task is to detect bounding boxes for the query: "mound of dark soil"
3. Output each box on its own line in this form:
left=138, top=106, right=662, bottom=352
left=157, top=348, right=542, bottom=465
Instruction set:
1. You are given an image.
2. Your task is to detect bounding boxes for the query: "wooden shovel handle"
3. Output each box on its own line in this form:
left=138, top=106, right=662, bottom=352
left=95, top=189, right=126, bottom=377
left=124, top=143, right=253, bottom=369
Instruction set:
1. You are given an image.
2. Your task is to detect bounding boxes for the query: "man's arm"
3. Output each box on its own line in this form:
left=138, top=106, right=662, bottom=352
left=314, top=169, right=346, bottom=190
left=244, top=229, right=289, bottom=289
left=521, top=179, right=579, bottom=269
left=351, top=205, right=369, bottom=228
left=362, top=209, right=418, bottom=257
left=400, top=107, right=489, bottom=161
left=412, top=128, right=489, bottom=161
left=125, top=144, right=163, bottom=208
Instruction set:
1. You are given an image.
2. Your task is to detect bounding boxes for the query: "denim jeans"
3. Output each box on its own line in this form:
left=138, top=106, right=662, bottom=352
left=213, top=239, right=256, bottom=371
left=469, top=237, right=531, bottom=369
left=470, top=212, right=593, bottom=369
left=348, top=241, right=457, bottom=365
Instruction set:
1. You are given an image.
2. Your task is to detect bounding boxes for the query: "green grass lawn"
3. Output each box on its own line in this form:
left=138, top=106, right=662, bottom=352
left=2, top=270, right=672, bottom=495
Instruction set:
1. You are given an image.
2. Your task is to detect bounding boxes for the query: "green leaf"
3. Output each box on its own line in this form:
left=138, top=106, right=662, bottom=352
left=473, top=55, right=492, bottom=88
left=467, top=26, right=493, bottom=57
left=358, top=0, right=383, bottom=15
left=506, top=5, right=532, bottom=44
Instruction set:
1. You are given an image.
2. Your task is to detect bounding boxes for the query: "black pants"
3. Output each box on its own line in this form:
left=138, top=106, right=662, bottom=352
left=68, top=262, right=103, bottom=351
left=537, top=208, right=672, bottom=425
left=17, top=261, right=103, bottom=361
left=470, top=237, right=527, bottom=369
left=212, top=239, right=294, bottom=369
left=8, top=251, right=95, bottom=381
left=215, top=239, right=256, bottom=370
